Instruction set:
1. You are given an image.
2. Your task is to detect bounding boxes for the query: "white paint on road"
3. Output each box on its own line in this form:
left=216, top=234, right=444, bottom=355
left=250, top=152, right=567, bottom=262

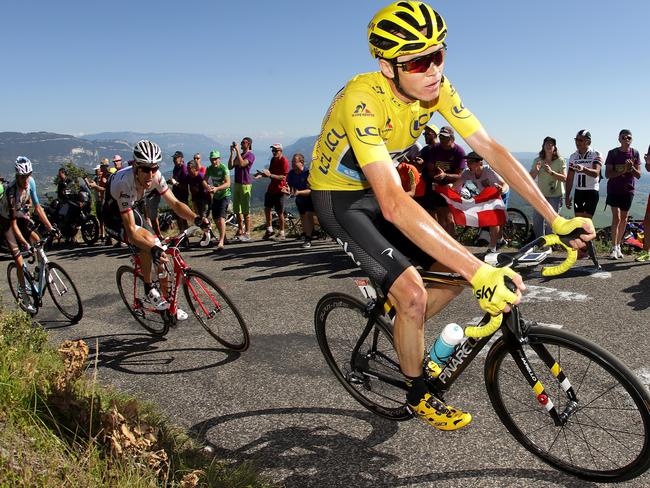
left=521, top=285, right=590, bottom=303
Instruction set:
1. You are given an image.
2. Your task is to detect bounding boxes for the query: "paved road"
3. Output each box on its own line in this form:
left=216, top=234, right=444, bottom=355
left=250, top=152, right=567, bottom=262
left=2, top=237, right=649, bottom=488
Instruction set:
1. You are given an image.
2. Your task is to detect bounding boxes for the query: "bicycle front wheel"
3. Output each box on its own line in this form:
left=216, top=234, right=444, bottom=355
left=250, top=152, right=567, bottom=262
left=46, top=262, right=83, bottom=323
left=485, top=326, right=650, bottom=482
left=116, top=265, right=169, bottom=336
left=314, top=293, right=411, bottom=421
left=503, top=208, right=530, bottom=245
left=183, top=270, right=249, bottom=351
left=6, top=262, right=37, bottom=315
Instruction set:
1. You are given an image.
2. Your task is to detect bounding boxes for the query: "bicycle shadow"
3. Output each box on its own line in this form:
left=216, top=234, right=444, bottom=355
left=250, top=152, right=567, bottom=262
left=623, top=274, right=650, bottom=311
left=81, top=333, right=241, bottom=375
left=189, top=407, right=593, bottom=488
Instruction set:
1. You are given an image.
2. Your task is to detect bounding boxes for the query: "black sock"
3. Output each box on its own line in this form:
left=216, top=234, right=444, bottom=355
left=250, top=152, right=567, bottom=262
left=144, top=282, right=153, bottom=294
left=405, top=373, right=429, bottom=405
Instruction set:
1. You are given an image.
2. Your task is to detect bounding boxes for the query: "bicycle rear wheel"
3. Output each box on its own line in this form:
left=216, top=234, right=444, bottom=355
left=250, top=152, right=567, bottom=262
left=115, top=265, right=169, bottom=336
left=6, top=262, right=38, bottom=315
left=314, top=293, right=411, bottom=421
left=183, top=270, right=249, bottom=351
left=503, top=208, right=530, bottom=245
left=485, top=326, right=650, bottom=482
left=46, top=262, right=83, bottom=323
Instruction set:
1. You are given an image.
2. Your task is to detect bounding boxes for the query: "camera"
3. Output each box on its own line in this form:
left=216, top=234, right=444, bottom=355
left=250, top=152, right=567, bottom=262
left=231, top=141, right=237, bottom=149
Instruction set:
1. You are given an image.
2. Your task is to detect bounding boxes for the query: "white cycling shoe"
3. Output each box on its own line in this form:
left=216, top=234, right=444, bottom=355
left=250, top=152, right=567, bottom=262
left=176, top=308, right=189, bottom=321
left=145, top=288, right=170, bottom=311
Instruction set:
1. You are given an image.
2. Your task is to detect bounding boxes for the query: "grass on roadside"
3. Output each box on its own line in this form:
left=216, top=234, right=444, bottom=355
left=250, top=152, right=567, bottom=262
left=0, top=306, right=277, bottom=487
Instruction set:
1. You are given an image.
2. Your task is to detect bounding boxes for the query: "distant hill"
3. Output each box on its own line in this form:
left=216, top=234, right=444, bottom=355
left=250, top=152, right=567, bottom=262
left=82, top=132, right=229, bottom=162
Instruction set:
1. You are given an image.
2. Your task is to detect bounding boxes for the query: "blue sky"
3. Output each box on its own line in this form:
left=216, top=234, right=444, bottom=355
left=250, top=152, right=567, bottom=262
left=2, top=0, right=649, bottom=154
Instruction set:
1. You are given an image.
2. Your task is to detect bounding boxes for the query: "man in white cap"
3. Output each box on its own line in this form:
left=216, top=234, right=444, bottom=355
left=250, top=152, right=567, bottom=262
left=112, top=155, right=123, bottom=172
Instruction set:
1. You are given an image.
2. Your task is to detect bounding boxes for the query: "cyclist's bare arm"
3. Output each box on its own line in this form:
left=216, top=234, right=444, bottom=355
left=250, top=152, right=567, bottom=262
left=10, top=219, right=30, bottom=249
left=465, top=128, right=594, bottom=246
left=363, top=160, right=523, bottom=299
left=33, top=204, right=54, bottom=232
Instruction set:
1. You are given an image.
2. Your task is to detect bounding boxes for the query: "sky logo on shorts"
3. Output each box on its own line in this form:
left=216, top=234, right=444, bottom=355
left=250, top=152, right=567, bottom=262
left=353, top=102, right=373, bottom=117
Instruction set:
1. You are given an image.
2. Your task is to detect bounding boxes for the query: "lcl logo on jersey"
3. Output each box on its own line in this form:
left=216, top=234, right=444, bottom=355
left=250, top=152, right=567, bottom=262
left=452, top=102, right=472, bottom=119
left=353, top=102, right=374, bottom=117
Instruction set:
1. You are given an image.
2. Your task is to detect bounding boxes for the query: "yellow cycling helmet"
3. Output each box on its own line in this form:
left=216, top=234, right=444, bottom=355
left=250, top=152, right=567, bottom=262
left=368, top=1, right=447, bottom=59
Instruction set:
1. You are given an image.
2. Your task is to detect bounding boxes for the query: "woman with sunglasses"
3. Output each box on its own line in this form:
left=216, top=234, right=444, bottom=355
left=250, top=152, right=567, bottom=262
left=103, top=140, right=209, bottom=313
left=308, top=1, right=595, bottom=431
left=604, top=129, right=642, bottom=259
left=0, top=157, right=57, bottom=313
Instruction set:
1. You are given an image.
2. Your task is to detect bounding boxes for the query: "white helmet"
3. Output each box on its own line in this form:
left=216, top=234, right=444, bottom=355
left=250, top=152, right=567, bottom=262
left=133, top=140, right=162, bottom=167
left=15, top=156, right=33, bottom=175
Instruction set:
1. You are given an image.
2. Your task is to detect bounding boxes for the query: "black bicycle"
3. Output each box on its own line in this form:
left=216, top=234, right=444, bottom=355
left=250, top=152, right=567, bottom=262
left=314, top=232, right=650, bottom=482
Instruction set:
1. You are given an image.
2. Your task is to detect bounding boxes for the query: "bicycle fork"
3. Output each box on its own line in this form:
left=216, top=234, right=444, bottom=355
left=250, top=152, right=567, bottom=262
left=509, top=340, right=578, bottom=426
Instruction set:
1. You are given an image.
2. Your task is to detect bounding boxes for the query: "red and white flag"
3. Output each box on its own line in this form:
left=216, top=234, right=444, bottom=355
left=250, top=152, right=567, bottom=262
left=435, top=185, right=506, bottom=227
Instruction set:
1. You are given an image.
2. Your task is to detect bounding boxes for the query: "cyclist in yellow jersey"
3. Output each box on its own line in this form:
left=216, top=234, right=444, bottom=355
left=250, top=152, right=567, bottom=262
left=309, top=1, right=595, bottom=431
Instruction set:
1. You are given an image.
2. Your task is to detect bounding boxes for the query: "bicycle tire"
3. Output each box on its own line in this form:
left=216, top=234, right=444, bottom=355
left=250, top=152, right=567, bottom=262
left=314, top=293, right=411, bottom=421
left=115, top=265, right=169, bottom=336
left=80, top=216, right=99, bottom=245
left=6, top=262, right=38, bottom=315
left=46, top=262, right=83, bottom=323
left=503, top=208, right=530, bottom=244
left=183, top=270, right=249, bottom=351
left=485, top=326, right=650, bottom=482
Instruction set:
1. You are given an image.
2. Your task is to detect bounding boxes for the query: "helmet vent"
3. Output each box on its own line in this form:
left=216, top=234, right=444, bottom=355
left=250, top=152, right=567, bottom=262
left=378, top=19, right=418, bottom=40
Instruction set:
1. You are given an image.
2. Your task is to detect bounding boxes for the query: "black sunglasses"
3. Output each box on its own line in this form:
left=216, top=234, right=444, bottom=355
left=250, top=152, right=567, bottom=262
left=393, top=45, right=446, bottom=74
left=139, top=166, right=159, bottom=174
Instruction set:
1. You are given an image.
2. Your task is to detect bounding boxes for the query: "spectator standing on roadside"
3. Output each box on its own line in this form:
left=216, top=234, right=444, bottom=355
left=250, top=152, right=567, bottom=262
left=286, top=153, right=315, bottom=248
left=204, top=150, right=231, bottom=251
left=417, top=124, right=439, bottom=212
left=425, top=125, right=466, bottom=235
left=565, top=130, right=602, bottom=221
left=605, top=129, right=642, bottom=259
left=85, top=161, right=109, bottom=241
left=192, top=153, right=205, bottom=174
left=228, top=137, right=255, bottom=241
left=170, top=151, right=189, bottom=233
left=529, top=136, right=566, bottom=238
left=258, top=143, right=289, bottom=240
left=454, top=151, right=509, bottom=252
left=113, top=155, right=123, bottom=172
left=636, top=145, right=650, bottom=262
left=187, top=160, right=212, bottom=246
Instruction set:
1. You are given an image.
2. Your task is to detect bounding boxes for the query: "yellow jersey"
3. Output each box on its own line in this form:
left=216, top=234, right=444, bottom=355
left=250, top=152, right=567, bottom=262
left=309, top=72, right=482, bottom=191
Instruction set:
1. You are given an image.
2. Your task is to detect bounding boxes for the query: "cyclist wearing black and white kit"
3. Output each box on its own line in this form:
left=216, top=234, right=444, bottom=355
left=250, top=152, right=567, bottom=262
left=0, top=157, right=57, bottom=313
left=309, top=1, right=596, bottom=431
left=565, top=129, right=602, bottom=217
left=104, top=140, right=209, bottom=312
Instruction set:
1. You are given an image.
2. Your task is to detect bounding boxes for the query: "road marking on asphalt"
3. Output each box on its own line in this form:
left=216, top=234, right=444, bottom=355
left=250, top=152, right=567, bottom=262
left=522, top=285, right=590, bottom=303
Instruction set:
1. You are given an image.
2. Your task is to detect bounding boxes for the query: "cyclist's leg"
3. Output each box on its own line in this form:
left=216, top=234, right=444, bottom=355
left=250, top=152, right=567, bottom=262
left=312, top=190, right=470, bottom=430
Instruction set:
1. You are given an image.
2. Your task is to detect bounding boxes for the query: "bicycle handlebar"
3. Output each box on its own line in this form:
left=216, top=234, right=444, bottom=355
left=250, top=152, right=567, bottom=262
left=163, top=225, right=201, bottom=248
left=464, top=229, right=584, bottom=339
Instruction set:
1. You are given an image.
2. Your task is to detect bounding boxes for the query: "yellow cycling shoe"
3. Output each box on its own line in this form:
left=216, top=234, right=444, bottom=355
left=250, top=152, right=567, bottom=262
left=408, top=393, right=472, bottom=431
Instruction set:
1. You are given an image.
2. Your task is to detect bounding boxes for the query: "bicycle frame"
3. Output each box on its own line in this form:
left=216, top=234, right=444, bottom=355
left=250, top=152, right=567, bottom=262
left=21, top=238, right=52, bottom=305
left=349, top=232, right=586, bottom=425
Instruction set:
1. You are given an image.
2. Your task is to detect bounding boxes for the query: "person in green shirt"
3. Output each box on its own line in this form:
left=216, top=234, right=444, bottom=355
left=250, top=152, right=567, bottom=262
left=203, top=150, right=231, bottom=251
left=529, top=136, right=567, bottom=237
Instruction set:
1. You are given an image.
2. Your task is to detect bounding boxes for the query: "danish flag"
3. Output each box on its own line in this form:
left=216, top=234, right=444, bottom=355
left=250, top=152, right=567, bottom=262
left=435, top=185, right=506, bottom=227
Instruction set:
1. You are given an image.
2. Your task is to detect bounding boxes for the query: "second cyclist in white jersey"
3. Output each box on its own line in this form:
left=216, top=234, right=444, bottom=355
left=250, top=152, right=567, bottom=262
left=104, top=140, right=210, bottom=313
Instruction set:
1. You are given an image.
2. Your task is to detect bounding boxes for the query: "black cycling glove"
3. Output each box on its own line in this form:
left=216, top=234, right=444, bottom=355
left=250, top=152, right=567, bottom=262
left=150, top=245, right=165, bottom=265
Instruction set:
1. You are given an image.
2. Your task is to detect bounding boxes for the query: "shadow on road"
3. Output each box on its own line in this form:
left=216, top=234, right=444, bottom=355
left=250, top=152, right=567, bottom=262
left=82, top=333, right=241, bottom=375
left=623, top=274, right=650, bottom=311
left=189, top=406, right=593, bottom=488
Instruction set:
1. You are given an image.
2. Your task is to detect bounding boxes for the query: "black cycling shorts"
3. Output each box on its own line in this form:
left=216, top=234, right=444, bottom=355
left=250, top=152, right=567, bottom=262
left=103, top=200, right=153, bottom=242
left=312, top=189, right=434, bottom=294
left=573, top=189, right=599, bottom=216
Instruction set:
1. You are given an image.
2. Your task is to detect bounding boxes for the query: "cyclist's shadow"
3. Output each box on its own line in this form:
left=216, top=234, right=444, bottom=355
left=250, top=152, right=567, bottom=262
left=189, top=407, right=594, bottom=488
left=82, top=333, right=241, bottom=375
